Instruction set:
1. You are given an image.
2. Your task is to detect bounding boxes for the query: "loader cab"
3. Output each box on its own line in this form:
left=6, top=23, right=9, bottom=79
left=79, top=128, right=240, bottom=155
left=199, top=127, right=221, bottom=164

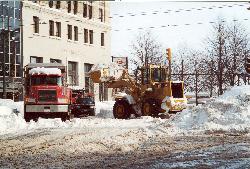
left=141, top=65, right=167, bottom=84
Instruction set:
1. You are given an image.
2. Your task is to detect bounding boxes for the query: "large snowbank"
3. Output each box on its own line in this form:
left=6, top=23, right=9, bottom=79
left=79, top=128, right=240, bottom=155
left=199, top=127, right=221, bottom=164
left=171, top=85, right=250, bottom=133
left=29, top=67, right=61, bottom=75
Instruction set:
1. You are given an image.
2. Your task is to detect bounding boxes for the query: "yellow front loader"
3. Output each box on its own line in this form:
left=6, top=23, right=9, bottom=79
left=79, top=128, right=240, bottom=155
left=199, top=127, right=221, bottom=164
left=89, top=64, right=187, bottom=119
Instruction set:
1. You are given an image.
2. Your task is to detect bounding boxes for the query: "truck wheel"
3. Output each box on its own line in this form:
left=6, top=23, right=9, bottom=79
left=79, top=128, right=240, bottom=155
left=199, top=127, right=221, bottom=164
left=24, top=112, right=31, bottom=122
left=33, top=117, right=39, bottom=122
left=89, top=110, right=95, bottom=116
left=142, top=101, right=152, bottom=116
left=25, top=117, right=31, bottom=122
left=113, top=100, right=130, bottom=119
left=61, top=116, right=67, bottom=122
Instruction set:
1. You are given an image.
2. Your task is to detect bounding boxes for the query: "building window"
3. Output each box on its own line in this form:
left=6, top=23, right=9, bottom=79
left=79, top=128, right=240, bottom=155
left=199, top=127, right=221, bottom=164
left=50, top=58, right=62, bottom=63
left=30, top=56, right=43, bottom=63
left=49, top=20, right=54, bottom=36
left=67, top=1, right=71, bottom=13
left=73, top=1, right=78, bottom=15
left=101, top=33, right=104, bottom=46
left=99, top=8, right=103, bottom=22
left=83, top=3, right=87, bottom=18
left=89, top=30, right=93, bottom=44
left=74, top=26, right=78, bottom=41
left=68, top=61, right=78, bottom=85
left=48, top=0, right=53, bottom=8
left=88, top=5, right=92, bottom=19
left=55, top=22, right=61, bottom=37
left=67, top=25, right=72, bottom=40
left=33, top=16, right=39, bottom=33
left=84, top=29, right=88, bottom=43
left=56, top=1, right=60, bottom=9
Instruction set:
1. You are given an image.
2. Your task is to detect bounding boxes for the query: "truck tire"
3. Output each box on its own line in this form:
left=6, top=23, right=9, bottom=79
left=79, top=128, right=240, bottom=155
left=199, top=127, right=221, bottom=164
left=89, top=110, right=95, bottom=116
left=61, top=112, right=73, bottom=122
left=24, top=112, right=31, bottom=122
left=61, top=116, right=67, bottom=122
left=25, top=117, right=31, bottom=122
left=113, top=100, right=130, bottom=119
left=33, top=117, right=39, bottom=122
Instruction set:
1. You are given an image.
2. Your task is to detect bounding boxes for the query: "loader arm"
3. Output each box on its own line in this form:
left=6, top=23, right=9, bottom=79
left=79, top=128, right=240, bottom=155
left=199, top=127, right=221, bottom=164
left=89, top=69, right=141, bottom=103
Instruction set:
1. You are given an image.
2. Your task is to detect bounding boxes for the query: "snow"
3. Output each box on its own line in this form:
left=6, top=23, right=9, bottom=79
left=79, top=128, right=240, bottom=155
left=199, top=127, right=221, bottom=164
left=0, top=85, right=250, bottom=137
left=29, top=67, right=61, bottom=75
left=171, top=85, right=250, bottom=134
left=1, top=85, right=250, bottom=168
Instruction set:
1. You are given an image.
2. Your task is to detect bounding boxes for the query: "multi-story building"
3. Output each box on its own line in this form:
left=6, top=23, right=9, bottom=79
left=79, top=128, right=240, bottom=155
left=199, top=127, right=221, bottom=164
left=0, top=0, right=111, bottom=101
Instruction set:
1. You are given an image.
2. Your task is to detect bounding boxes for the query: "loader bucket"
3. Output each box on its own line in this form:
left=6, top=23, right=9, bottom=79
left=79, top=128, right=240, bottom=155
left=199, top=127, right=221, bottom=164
left=89, top=70, right=102, bottom=83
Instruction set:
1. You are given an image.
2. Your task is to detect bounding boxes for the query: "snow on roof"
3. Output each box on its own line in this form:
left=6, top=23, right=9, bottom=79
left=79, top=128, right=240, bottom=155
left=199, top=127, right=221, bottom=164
left=29, top=67, right=62, bottom=75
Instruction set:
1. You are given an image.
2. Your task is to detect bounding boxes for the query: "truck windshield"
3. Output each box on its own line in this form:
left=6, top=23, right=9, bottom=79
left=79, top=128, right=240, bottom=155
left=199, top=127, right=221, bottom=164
left=31, top=76, right=62, bottom=86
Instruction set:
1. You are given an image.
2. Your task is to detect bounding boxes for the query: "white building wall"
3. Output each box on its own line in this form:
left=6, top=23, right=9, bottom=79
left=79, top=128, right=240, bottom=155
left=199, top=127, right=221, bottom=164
left=22, top=1, right=112, bottom=101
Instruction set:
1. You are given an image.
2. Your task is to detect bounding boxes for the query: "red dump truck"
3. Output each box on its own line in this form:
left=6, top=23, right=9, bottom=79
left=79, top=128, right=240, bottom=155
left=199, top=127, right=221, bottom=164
left=24, top=63, right=72, bottom=122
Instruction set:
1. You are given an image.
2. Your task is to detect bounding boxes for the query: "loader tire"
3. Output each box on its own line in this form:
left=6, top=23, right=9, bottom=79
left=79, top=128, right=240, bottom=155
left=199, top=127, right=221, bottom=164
left=113, top=100, right=130, bottom=119
left=142, top=101, right=153, bottom=116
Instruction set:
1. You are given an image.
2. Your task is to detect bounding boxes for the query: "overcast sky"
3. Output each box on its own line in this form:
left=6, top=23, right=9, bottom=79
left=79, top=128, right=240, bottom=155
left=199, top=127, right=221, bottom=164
left=110, top=1, right=250, bottom=58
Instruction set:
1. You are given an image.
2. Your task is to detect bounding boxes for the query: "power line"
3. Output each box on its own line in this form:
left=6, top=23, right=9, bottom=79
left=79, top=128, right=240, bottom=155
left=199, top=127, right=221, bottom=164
left=112, top=18, right=250, bottom=31
left=110, top=2, right=249, bottom=19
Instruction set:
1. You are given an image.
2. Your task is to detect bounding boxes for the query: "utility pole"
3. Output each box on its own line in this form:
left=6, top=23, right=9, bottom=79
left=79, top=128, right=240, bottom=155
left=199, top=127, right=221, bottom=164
left=181, top=59, right=184, bottom=81
left=195, top=60, right=198, bottom=106
left=167, top=48, right=171, bottom=81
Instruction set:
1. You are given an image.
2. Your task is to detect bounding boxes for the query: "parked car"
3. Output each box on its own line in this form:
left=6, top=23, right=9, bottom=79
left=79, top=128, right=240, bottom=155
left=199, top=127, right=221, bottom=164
left=71, top=96, right=95, bottom=117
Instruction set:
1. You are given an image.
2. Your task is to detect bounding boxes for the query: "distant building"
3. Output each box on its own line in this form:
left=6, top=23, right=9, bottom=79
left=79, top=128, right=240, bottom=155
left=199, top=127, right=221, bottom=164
left=0, top=0, right=111, bottom=101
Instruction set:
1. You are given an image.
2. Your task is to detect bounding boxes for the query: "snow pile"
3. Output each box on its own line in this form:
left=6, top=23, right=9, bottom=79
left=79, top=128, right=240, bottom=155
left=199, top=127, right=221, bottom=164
left=29, top=67, right=61, bottom=75
left=95, top=101, right=115, bottom=118
left=171, top=85, right=250, bottom=133
left=0, top=99, right=25, bottom=135
left=0, top=100, right=116, bottom=135
left=89, top=63, right=124, bottom=82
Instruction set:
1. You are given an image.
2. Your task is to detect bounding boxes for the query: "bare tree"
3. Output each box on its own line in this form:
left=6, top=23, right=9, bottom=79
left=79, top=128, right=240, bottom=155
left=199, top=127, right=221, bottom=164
left=206, top=19, right=228, bottom=95
left=130, top=31, right=166, bottom=71
left=226, top=21, right=249, bottom=86
left=171, top=18, right=250, bottom=97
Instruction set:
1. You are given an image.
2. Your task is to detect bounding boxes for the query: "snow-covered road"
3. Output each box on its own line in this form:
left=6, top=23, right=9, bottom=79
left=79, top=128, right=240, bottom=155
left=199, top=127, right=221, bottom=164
left=1, top=131, right=250, bottom=168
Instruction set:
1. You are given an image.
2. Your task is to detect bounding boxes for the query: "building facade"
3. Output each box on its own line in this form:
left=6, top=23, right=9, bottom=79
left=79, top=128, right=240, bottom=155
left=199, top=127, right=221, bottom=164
left=0, top=1, right=22, bottom=100
left=0, top=0, right=111, bottom=101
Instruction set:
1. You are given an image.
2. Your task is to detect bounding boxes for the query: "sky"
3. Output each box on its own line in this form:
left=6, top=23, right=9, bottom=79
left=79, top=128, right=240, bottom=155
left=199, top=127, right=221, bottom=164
left=110, top=1, right=250, bottom=58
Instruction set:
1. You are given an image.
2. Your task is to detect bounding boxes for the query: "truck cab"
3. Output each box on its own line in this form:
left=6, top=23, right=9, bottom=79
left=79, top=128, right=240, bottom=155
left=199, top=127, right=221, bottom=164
left=24, top=63, right=72, bottom=122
